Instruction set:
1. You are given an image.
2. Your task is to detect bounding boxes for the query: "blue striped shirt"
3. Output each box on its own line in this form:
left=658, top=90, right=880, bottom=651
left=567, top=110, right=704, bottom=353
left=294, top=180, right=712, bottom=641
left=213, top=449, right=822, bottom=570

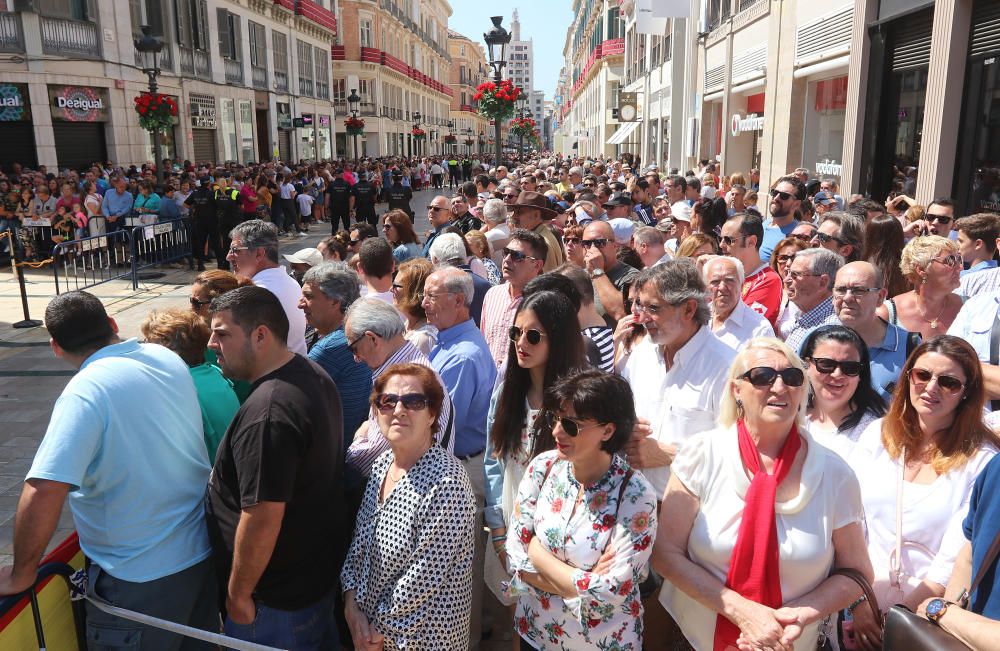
left=308, top=327, right=373, bottom=445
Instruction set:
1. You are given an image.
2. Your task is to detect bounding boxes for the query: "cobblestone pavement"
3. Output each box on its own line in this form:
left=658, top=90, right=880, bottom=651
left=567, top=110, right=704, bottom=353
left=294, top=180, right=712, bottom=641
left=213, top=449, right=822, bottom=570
left=0, top=185, right=450, bottom=566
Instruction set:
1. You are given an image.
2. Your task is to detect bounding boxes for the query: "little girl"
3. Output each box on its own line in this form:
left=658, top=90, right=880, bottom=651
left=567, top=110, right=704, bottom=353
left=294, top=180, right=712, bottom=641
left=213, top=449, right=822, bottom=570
left=71, top=201, right=89, bottom=241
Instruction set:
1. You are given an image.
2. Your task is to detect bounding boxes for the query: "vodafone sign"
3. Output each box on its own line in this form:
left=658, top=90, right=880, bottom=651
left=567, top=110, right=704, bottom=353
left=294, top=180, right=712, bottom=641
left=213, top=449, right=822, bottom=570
left=731, top=113, right=764, bottom=137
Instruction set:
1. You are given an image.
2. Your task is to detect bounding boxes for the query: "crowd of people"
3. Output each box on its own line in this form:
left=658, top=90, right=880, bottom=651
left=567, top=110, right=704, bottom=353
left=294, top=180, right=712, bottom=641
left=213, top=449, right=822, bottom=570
left=3, top=151, right=1000, bottom=651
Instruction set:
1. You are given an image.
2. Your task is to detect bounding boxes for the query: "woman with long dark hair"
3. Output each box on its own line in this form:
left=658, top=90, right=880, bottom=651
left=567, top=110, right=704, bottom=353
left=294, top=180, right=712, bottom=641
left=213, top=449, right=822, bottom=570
left=483, top=291, right=585, bottom=638
left=863, top=213, right=909, bottom=298
left=382, top=208, right=421, bottom=264
left=801, top=325, right=887, bottom=459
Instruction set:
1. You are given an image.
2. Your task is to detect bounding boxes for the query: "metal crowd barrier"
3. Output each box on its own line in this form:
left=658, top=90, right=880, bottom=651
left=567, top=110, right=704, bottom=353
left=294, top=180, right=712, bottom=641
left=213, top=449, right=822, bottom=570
left=0, top=561, right=86, bottom=651
left=130, top=217, right=193, bottom=277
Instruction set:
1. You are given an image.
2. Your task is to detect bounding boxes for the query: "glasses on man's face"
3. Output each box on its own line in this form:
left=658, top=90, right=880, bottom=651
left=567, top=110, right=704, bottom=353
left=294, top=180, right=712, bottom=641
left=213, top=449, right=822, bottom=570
left=927, top=213, right=953, bottom=225
left=786, top=270, right=820, bottom=281
left=427, top=205, right=448, bottom=212
left=582, top=183, right=595, bottom=188
left=503, top=193, right=517, bottom=201
left=909, top=367, right=965, bottom=395
left=720, top=235, right=744, bottom=247
left=375, top=392, right=429, bottom=412
left=813, top=232, right=847, bottom=246
left=931, top=253, right=962, bottom=268
left=420, top=290, right=455, bottom=302
left=789, top=233, right=813, bottom=242
left=833, top=285, right=881, bottom=298
left=347, top=332, right=367, bottom=354
left=502, top=247, right=537, bottom=263
left=740, top=366, right=806, bottom=388
left=633, top=301, right=664, bottom=316
left=581, top=238, right=609, bottom=249
left=544, top=411, right=601, bottom=437
left=770, top=189, right=794, bottom=201
left=228, top=245, right=249, bottom=255
left=806, top=357, right=863, bottom=377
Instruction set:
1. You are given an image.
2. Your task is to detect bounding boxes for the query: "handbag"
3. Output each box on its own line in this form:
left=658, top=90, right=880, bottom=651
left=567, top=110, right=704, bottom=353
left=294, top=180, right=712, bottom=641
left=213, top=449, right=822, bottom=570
left=817, top=568, right=883, bottom=650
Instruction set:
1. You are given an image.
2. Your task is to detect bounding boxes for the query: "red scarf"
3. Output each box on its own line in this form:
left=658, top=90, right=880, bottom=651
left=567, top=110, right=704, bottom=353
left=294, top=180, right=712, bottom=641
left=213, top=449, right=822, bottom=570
left=714, top=420, right=801, bottom=651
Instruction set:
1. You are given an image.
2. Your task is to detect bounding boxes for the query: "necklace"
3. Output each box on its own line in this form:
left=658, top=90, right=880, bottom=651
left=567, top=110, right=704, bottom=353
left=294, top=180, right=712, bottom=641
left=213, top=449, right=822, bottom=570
left=916, top=294, right=947, bottom=330
left=388, top=465, right=406, bottom=483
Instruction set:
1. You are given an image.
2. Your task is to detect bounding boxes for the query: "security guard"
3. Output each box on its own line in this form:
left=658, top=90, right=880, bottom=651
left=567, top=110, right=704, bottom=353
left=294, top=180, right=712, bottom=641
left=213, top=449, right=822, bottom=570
left=386, top=174, right=413, bottom=219
left=214, top=176, right=241, bottom=258
left=352, top=174, right=378, bottom=226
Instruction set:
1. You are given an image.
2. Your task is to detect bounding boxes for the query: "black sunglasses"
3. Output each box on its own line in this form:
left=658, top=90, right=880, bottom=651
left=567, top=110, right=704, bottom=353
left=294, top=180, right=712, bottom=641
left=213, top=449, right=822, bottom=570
left=509, top=325, right=546, bottom=345
left=740, top=366, right=806, bottom=388
left=544, top=411, right=600, bottom=437
left=502, top=247, right=537, bottom=262
left=720, top=235, right=744, bottom=247
left=770, top=189, right=794, bottom=201
left=375, top=392, right=430, bottom=412
left=909, top=368, right=965, bottom=394
left=813, top=232, right=847, bottom=246
left=563, top=237, right=581, bottom=245
left=190, top=297, right=211, bottom=308
left=927, top=213, right=952, bottom=225
left=581, top=238, right=609, bottom=248
left=806, top=357, right=862, bottom=377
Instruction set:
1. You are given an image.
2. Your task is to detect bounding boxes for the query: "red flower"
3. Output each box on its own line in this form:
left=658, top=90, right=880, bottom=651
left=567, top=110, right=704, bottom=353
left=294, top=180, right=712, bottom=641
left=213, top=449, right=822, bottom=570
left=518, top=527, right=533, bottom=544
left=629, top=600, right=642, bottom=617
left=618, top=579, right=633, bottom=596
left=550, top=497, right=563, bottom=513
left=575, top=574, right=591, bottom=592
left=540, top=595, right=550, bottom=610
left=587, top=617, right=602, bottom=629
left=517, top=617, right=529, bottom=634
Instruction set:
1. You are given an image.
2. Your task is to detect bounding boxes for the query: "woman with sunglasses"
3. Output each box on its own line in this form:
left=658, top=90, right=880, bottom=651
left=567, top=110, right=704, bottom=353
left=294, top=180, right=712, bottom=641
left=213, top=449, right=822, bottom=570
left=654, top=337, right=872, bottom=651
left=562, top=224, right=586, bottom=267
left=484, top=291, right=586, bottom=648
left=342, top=362, right=476, bottom=651
left=382, top=208, right=422, bottom=264
left=876, top=235, right=963, bottom=340
left=845, top=336, right=999, bottom=651
left=505, top=369, right=658, bottom=650
left=801, top=325, right=887, bottom=459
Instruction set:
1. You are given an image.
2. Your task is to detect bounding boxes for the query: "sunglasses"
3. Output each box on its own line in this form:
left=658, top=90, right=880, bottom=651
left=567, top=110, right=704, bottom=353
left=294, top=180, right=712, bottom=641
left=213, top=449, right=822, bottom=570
left=581, top=238, right=609, bottom=248
left=544, top=411, right=601, bottom=437
left=375, top=392, right=430, bottom=412
left=927, top=213, right=953, bottom=225
left=582, top=183, right=595, bottom=188
left=720, top=235, right=744, bottom=247
left=502, top=247, right=537, bottom=262
left=931, top=254, right=962, bottom=268
left=789, top=233, right=814, bottom=242
left=563, top=237, right=581, bottom=246
left=509, top=325, right=546, bottom=345
left=909, top=367, right=965, bottom=394
left=806, top=357, right=862, bottom=377
left=740, top=366, right=806, bottom=388
left=813, top=232, right=847, bottom=246
left=347, top=332, right=367, bottom=353
left=770, top=189, right=794, bottom=201
left=776, top=254, right=797, bottom=264
left=190, top=297, right=211, bottom=308
left=427, top=205, right=449, bottom=212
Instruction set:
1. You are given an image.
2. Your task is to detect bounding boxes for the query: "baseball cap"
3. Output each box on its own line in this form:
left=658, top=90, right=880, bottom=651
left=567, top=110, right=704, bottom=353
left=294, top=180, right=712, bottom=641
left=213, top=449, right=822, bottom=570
left=603, top=192, right=633, bottom=209
left=813, top=191, right=837, bottom=206
left=283, top=247, right=323, bottom=268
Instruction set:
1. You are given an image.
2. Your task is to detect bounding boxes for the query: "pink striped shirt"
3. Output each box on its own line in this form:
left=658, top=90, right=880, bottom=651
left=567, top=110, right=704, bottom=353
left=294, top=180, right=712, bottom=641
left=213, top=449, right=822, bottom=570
left=480, top=283, right=523, bottom=368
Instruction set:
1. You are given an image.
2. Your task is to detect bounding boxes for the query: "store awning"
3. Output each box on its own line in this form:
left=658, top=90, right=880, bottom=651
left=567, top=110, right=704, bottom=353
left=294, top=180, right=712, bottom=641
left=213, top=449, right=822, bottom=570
left=607, top=121, right=640, bottom=145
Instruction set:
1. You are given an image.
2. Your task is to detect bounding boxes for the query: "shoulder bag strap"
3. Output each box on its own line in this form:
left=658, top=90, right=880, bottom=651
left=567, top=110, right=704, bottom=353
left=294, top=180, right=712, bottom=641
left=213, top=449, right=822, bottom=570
left=615, top=468, right=635, bottom=517
left=990, top=312, right=1000, bottom=411
left=890, top=455, right=905, bottom=589
left=831, top=568, right=882, bottom=623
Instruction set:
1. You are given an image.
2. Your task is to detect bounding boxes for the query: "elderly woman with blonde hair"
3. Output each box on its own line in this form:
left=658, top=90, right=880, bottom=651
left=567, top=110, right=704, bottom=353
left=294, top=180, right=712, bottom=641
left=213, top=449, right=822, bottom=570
left=653, top=337, right=873, bottom=650
left=876, top=235, right=963, bottom=339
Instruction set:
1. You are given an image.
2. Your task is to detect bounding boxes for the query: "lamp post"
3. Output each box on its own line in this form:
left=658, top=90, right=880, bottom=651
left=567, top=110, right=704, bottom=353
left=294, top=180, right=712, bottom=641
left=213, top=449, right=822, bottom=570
left=413, top=111, right=421, bottom=157
left=516, top=98, right=530, bottom=161
left=134, top=25, right=165, bottom=190
left=479, top=130, right=485, bottom=158
left=447, top=119, right=454, bottom=155
left=464, top=127, right=473, bottom=155
left=484, top=16, right=511, bottom=168
left=347, top=88, right=361, bottom=164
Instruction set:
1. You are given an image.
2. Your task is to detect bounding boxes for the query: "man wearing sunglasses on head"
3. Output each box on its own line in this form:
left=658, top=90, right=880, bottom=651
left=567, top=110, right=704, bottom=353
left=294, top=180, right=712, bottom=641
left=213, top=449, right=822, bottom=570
left=480, top=230, right=546, bottom=368
left=760, top=175, right=805, bottom=263
left=834, top=261, right=920, bottom=400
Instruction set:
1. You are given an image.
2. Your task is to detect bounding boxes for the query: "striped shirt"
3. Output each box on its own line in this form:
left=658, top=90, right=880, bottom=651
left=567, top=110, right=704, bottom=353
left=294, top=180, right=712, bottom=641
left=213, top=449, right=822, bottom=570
left=481, top=283, right=523, bottom=368
left=960, top=267, right=1000, bottom=298
left=784, top=297, right=841, bottom=353
left=583, top=326, right=615, bottom=372
left=345, top=340, right=455, bottom=476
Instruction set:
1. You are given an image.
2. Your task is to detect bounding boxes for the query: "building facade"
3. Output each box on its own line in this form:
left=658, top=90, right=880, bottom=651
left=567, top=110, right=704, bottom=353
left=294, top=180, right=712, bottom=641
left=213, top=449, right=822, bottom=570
left=0, top=0, right=339, bottom=170
left=332, top=0, right=453, bottom=158
left=446, top=29, right=489, bottom=159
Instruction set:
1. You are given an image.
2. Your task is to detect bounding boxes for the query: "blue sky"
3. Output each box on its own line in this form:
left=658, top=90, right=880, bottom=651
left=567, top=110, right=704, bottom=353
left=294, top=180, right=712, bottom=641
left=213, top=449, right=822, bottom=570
left=447, top=3, right=572, bottom=99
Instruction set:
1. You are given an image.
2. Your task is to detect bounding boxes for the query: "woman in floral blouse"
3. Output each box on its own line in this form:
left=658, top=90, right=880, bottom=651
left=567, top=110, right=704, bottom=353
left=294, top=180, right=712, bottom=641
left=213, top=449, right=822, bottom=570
left=507, top=369, right=658, bottom=650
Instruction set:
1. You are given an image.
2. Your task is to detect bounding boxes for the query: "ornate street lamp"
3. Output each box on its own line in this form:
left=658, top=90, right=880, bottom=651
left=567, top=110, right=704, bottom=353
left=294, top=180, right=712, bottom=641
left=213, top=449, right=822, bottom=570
left=134, top=25, right=165, bottom=190
left=483, top=16, right=510, bottom=166
left=413, top=111, right=422, bottom=156
left=479, top=130, right=485, bottom=157
left=347, top=88, right=361, bottom=164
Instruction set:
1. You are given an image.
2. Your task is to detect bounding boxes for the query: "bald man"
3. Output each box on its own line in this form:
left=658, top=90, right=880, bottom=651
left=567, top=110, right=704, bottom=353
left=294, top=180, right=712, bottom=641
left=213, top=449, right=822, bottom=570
left=583, top=220, right=638, bottom=323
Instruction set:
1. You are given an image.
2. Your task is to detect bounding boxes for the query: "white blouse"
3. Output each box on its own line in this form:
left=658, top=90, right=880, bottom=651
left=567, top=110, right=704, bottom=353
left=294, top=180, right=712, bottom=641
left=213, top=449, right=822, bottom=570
left=660, top=425, right=864, bottom=651
left=846, top=418, right=997, bottom=596
left=805, top=409, right=880, bottom=461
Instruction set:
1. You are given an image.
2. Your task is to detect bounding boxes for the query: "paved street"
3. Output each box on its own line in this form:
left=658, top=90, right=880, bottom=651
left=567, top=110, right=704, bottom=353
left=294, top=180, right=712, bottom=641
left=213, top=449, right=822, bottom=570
left=0, top=185, right=447, bottom=566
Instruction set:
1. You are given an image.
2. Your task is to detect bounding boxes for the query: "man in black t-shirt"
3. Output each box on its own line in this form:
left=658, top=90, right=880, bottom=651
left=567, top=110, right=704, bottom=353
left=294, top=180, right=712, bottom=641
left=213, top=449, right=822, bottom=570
left=386, top=174, right=413, bottom=218
left=327, top=171, right=354, bottom=234
left=205, top=286, right=344, bottom=648
left=185, top=180, right=222, bottom=270
left=352, top=176, right=377, bottom=226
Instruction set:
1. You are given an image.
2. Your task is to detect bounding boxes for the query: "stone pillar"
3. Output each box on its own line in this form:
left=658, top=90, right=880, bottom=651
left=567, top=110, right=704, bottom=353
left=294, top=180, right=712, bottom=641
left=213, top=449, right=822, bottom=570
left=840, top=0, right=879, bottom=195
left=915, top=0, right=973, bottom=204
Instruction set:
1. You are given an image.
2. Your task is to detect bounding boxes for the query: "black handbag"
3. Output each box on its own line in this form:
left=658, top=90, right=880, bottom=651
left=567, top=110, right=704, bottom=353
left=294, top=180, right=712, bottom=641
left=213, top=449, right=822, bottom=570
left=881, top=526, right=1000, bottom=650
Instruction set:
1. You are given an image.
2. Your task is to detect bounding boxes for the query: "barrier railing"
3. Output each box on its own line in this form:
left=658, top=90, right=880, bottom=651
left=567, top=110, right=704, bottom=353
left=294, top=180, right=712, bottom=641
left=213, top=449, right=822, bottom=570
left=51, top=229, right=134, bottom=294
left=130, top=217, right=193, bottom=278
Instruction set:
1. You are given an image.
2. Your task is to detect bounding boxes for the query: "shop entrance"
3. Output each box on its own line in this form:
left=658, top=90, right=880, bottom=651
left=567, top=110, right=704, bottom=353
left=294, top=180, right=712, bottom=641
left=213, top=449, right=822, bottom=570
left=54, top=122, right=107, bottom=170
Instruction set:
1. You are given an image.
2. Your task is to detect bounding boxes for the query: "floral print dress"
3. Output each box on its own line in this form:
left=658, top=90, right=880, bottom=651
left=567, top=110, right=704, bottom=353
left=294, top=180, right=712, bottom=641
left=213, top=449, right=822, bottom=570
left=506, top=450, right=658, bottom=650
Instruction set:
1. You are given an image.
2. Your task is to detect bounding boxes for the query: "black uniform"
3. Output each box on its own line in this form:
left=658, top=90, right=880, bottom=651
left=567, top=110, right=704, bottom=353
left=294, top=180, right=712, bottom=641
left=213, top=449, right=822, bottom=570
left=327, top=177, right=353, bottom=234
left=185, top=185, right=222, bottom=270
left=352, top=179, right=378, bottom=226
left=386, top=181, right=413, bottom=219
left=215, top=186, right=241, bottom=262
left=454, top=211, right=484, bottom=234
left=461, top=158, right=472, bottom=182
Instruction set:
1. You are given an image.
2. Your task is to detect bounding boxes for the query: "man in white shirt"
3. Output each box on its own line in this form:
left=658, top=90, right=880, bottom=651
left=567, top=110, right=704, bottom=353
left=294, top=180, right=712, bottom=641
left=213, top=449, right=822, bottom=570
left=621, top=259, right=735, bottom=498
left=664, top=175, right=692, bottom=223
left=356, top=237, right=395, bottom=304
left=226, top=220, right=307, bottom=355
left=703, top=255, right=774, bottom=350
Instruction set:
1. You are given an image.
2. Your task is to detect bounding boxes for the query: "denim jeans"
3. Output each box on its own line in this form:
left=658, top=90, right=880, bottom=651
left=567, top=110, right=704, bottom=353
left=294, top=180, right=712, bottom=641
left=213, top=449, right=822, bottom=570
left=223, top=589, right=339, bottom=651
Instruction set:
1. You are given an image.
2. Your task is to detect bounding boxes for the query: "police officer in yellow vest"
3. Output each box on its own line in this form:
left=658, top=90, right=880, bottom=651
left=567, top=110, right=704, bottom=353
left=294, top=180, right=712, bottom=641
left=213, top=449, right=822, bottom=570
left=214, top=175, right=241, bottom=260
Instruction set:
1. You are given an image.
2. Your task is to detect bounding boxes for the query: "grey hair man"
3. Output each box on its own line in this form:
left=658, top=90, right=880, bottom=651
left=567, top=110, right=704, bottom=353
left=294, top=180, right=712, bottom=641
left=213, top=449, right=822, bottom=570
left=621, top=258, right=735, bottom=499
left=229, top=219, right=306, bottom=354
left=703, top=255, right=774, bottom=350
left=812, top=211, right=864, bottom=262
left=481, top=197, right=510, bottom=265
left=783, top=248, right=845, bottom=352
left=299, top=263, right=372, bottom=436
left=429, top=232, right=492, bottom=327
left=343, top=297, right=455, bottom=475
left=633, top=226, right=670, bottom=268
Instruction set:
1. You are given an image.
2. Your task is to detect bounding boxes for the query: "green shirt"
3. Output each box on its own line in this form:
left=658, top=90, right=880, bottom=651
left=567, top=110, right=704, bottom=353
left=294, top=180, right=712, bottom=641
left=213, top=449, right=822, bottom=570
left=189, top=363, right=240, bottom=465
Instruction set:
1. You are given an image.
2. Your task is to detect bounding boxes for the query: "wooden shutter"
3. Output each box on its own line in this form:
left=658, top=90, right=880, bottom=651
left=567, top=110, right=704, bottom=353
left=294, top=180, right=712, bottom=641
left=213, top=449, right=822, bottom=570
left=195, top=0, right=209, bottom=51
left=145, top=0, right=164, bottom=37
left=231, top=13, right=242, bottom=62
left=174, top=0, right=190, bottom=47
left=129, top=0, right=142, bottom=37
left=217, top=8, right=230, bottom=58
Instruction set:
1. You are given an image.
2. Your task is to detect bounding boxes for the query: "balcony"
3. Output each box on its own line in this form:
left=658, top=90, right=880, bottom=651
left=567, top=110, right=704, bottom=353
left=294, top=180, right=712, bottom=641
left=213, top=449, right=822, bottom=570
left=0, top=13, right=24, bottom=53
left=180, top=46, right=211, bottom=79
left=299, top=77, right=314, bottom=96
left=252, top=65, right=267, bottom=89
left=275, top=70, right=289, bottom=92
left=40, top=16, right=99, bottom=58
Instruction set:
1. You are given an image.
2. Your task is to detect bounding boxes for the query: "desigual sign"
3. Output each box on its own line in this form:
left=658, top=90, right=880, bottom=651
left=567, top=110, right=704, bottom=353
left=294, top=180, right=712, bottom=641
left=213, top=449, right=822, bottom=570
left=731, top=113, right=764, bottom=137
left=48, top=85, right=110, bottom=122
left=0, top=83, right=28, bottom=122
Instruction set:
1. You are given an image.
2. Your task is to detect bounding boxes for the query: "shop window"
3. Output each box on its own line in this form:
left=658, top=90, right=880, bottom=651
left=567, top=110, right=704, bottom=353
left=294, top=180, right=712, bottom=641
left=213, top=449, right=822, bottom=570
left=803, top=76, right=848, bottom=181
left=956, top=56, right=1000, bottom=214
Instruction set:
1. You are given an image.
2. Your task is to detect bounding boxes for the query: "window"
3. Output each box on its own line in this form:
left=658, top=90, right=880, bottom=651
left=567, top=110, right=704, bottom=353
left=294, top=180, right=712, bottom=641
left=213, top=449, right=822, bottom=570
left=360, top=18, right=373, bottom=48
left=273, top=31, right=288, bottom=74
left=248, top=21, right=266, bottom=68
left=129, top=0, right=164, bottom=38
left=314, top=45, right=329, bottom=98
left=297, top=39, right=314, bottom=96
left=460, top=44, right=465, bottom=56
left=175, top=0, right=209, bottom=50
left=333, top=79, right=345, bottom=102
left=39, top=0, right=91, bottom=20
left=216, top=8, right=241, bottom=60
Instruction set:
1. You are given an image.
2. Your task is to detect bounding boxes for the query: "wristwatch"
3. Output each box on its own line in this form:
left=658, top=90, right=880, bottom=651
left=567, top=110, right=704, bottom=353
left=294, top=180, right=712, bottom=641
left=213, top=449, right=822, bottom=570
left=590, top=268, right=605, bottom=279
left=925, top=598, right=950, bottom=624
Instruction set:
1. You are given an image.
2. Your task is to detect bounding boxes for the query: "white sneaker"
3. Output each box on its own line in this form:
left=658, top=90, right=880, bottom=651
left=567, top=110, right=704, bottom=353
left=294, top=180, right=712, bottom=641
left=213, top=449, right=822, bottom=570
left=296, top=231, right=308, bottom=237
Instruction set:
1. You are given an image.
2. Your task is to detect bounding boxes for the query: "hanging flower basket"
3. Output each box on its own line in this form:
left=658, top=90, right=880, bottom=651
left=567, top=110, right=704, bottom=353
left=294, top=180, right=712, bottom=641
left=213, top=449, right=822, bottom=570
left=464, top=138, right=475, bottom=146
left=474, top=79, right=521, bottom=121
left=345, top=116, right=365, bottom=136
left=443, top=134, right=457, bottom=144
left=509, top=116, right=537, bottom=138
left=134, top=93, right=177, bottom=133
left=411, top=127, right=426, bottom=140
